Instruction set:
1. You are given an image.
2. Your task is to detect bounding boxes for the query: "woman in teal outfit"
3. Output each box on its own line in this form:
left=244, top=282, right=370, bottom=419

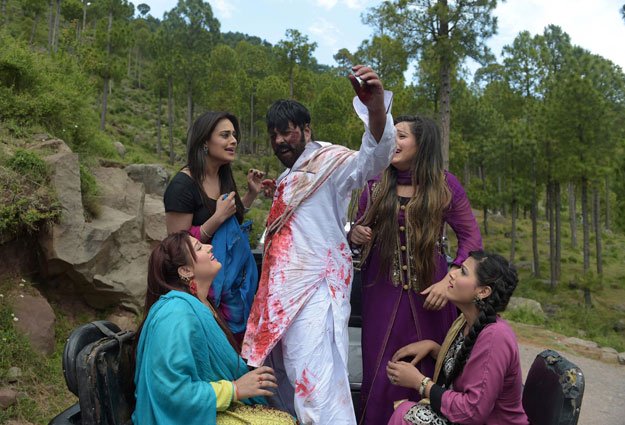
left=133, top=231, right=295, bottom=424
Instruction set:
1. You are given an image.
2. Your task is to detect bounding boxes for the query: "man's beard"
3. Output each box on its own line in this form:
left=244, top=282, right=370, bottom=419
left=275, top=133, right=306, bottom=168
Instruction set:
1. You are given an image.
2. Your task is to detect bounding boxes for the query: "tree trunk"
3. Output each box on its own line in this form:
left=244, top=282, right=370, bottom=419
left=1, top=0, right=6, bottom=25
left=437, top=0, right=451, bottom=171
left=100, top=77, right=109, bottom=130
left=156, top=88, right=163, bottom=159
left=168, top=76, right=175, bottom=165
left=52, top=0, right=61, bottom=52
left=47, top=0, right=54, bottom=49
left=605, top=175, right=610, bottom=231
left=568, top=182, right=577, bottom=248
left=30, top=13, right=40, bottom=45
left=548, top=181, right=556, bottom=288
left=555, top=181, right=562, bottom=280
left=480, top=165, right=488, bottom=235
left=82, top=0, right=87, bottom=33
left=100, top=10, right=113, bottom=131
left=545, top=182, right=551, bottom=222
left=463, top=162, right=470, bottom=187
left=510, top=199, right=517, bottom=262
left=593, top=187, right=603, bottom=277
left=531, top=181, right=540, bottom=278
left=187, top=80, right=193, bottom=134
left=289, top=67, right=294, bottom=99
left=250, top=89, right=255, bottom=154
left=581, top=176, right=590, bottom=273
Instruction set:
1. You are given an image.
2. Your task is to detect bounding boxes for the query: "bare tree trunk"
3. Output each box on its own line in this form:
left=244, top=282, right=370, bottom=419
left=250, top=89, right=255, bottom=154
left=593, top=187, right=603, bottom=277
left=548, top=181, right=556, bottom=288
left=289, top=68, right=294, bottom=99
left=568, top=182, right=577, bottom=248
left=100, top=77, right=109, bottom=130
left=100, top=10, right=113, bottom=131
left=52, top=0, right=61, bottom=52
left=545, top=182, right=551, bottom=222
left=82, top=0, right=87, bottom=32
left=581, top=176, right=590, bottom=273
left=555, top=181, right=562, bottom=280
left=47, top=0, right=54, bottom=49
left=531, top=180, right=540, bottom=277
left=186, top=80, right=193, bottom=134
left=510, top=199, right=517, bottom=262
left=480, top=165, right=488, bottom=235
left=168, top=76, right=175, bottom=165
left=156, top=88, right=163, bottom=159
left=30, top=13, right=40, bottom=45
left=605, top=175, right=610, bottom=231
left=1, top=0, right=6, bottom=25
left=438, top=57, right=451, bottom=171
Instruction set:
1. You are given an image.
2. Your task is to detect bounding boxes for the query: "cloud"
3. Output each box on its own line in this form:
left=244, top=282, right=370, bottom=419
left=308, top=17, right=341, bottom=48
left=211, top=0, right=236, bottom=19
left=313, top=0, right=338, bottom=9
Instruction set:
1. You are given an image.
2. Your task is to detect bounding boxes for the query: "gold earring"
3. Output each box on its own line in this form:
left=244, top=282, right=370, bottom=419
left=180, top=275, right=191, bottom=283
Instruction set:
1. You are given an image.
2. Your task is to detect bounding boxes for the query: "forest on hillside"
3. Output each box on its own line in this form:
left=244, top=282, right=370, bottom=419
left=2, top=1, right=625, bottom=308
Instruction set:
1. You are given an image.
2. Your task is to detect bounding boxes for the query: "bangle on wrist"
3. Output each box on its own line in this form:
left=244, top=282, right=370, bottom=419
left=419, top=376, right=431, bottom=397
left=232, top=380, right=239, bottom=401
left=200, top=224, right=213, bottom=241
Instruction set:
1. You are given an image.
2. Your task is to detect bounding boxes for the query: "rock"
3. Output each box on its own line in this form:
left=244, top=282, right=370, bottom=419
left=618, top=352, right=625, bottom=365
left=614, top=304, right=625, bottom=313
left=106, top=311, right=138, bottom=332
left=125, top=164, right=170, bottom=196
left=614, top=319, right=625, bottom=333
left=38, top=140, right=156, bottom=312
left=114, top=141, right=126, bottom=158
left=600, top=347, right=619, bottom=363
left=6, top=367, right=22, bottom=383
left=514, top=261, right=533, bottom=271
left=507, top=297, right=545, bottom=317
left=6, top=420, right=36, bottom=425
left=0, top=387, right=18, bottom=409
left=563, top=337, right=599, bottom=349
left=143, top=194, right=166, bottom=242
left=11, top=292, right=56, bottom=356
left=543, top=304, right=559, bottom=317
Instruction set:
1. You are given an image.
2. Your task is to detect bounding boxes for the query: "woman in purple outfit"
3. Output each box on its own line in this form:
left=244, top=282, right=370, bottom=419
left=386, top=251, right=529, bottom=425
left=349, top=115, right=482, bottom=424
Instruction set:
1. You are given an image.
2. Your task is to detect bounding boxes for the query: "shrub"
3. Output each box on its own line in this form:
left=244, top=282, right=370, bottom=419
left=79, top=164, right=101, bottom=220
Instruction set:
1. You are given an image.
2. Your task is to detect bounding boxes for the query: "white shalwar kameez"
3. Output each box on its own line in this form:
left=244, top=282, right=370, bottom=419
left=242, top=93, right=395, bottom=424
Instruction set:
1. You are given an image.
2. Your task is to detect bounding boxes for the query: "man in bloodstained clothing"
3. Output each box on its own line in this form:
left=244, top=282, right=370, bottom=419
left=242, top=65, right=396, bottom=424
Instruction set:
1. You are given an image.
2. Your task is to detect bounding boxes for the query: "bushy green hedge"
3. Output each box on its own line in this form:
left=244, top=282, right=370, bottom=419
left=0, top=149, right=61, bottom=241
left=0, top=34, right=101, bottom=150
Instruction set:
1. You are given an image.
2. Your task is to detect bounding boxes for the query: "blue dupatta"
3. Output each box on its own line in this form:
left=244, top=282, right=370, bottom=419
left=210, top=217, right=258, bottom=334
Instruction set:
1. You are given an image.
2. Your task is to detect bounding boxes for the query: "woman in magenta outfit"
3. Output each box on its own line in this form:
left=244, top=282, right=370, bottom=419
left=386, top=251, right=529, bottom=425
left=349, top=115, right=482, bottom=424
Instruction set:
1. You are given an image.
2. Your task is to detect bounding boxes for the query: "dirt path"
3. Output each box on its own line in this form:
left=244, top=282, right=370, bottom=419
left=518, top=342, right=625, bottom=425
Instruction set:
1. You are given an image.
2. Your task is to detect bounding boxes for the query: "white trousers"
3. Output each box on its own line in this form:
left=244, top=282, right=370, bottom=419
left=266, top=283, right=356, bottom=424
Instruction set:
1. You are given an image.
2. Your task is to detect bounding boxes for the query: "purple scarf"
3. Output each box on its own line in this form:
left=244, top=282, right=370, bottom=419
left=395, top=168, right=413, bottom=185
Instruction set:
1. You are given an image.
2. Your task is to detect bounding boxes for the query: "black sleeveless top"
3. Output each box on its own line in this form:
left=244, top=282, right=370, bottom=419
left=163, top=172, right=217, bottom=226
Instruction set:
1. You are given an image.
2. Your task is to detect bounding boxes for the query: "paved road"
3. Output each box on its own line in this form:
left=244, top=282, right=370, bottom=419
left=519, top=342, right=625, bottom=425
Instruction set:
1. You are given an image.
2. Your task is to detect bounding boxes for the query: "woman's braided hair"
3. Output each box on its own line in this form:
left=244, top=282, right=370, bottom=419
left=444, top=250, right=519, bottom=387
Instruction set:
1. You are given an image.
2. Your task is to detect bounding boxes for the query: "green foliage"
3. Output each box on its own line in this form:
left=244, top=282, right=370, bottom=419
left=503, top=307, right=545, bottom=326
left=79, top=164, right=101, bottom=220
left=0, top=150, right=60, bottom=241
left=6, top=148, right=48, bottom=184
left=0, top=34, right=99, bottom=147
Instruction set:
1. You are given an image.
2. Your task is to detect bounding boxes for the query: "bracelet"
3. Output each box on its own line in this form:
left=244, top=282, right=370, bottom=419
left=232, top=380, right=239, bottom=401
left=200, top=224, right=213, bottom=241
left=419, top=376, right=431, bottom=397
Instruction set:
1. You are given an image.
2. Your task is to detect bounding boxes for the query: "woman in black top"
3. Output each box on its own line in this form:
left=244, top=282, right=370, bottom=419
left=164, top=111, right=263, bottom=239
left=163, top=111, right=264, bottom=341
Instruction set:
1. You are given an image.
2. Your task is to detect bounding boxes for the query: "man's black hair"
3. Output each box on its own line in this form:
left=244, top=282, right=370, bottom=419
left=266, top=99, right=311, bottom=133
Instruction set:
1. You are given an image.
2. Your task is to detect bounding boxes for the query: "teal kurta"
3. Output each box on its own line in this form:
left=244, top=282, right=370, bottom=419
left=133, top=291, right=265, bottom=425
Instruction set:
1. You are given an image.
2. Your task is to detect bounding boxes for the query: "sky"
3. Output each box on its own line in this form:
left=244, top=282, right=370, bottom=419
left=141, top=0, right=625, bottom=80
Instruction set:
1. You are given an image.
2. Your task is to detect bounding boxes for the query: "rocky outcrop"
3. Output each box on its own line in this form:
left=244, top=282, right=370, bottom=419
left=507, top=297, right=545, bottom=318
left=125, top=164, right=170, bottom=196
left=36, top=140, right=167, bottom=313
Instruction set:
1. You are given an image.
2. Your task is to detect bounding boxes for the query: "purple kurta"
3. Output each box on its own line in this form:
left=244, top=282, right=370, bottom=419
left=357, top=171, right=482, bottom=425
left=389, top=317, right=530, bottom=425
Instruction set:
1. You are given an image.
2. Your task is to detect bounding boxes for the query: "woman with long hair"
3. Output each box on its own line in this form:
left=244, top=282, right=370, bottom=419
left=132, top=231, right=295, bottom=424
left=387, top=251, right=529, bottom=425
left=164, top=111, right=265, bottom=340
left=349, top=115, right=482, bottom=424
